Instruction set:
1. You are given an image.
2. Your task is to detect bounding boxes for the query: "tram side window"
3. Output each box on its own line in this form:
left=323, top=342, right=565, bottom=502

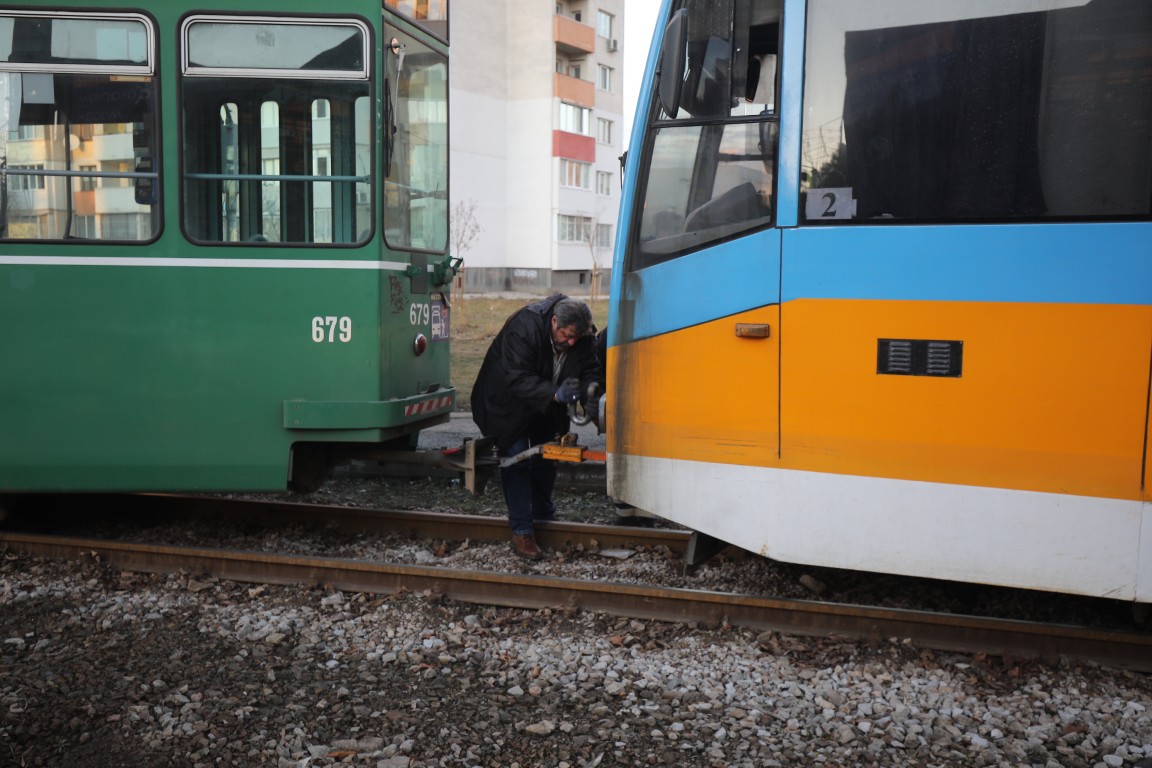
left=801, top=0, right=1152, bottom=222
left=629, top=0, right=780, bottom=271
left=383, top=29, right=448, bottom=253
left=181, top=18, right=372, bottom=245
left=0, top=14, right=159, bottom=242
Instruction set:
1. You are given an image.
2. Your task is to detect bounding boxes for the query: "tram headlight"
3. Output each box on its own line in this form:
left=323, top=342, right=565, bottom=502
left=413, top=333, right=428, bottom=356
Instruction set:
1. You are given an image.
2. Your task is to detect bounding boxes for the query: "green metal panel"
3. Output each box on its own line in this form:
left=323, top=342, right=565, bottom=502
left=0, top=0, right=454, bottom=492
left=1, top=258, right=452, bottom=490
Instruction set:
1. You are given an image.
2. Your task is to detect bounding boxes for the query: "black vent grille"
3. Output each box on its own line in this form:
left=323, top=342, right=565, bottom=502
left=878, top=339, right=963, bottom=377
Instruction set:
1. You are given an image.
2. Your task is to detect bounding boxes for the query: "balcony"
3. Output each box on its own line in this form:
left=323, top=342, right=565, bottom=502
left=554, top=14, right=594, bottom=55
left=554, top=73, right=594, bottom=107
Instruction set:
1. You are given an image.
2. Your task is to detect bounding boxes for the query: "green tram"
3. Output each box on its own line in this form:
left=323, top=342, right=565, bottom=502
left=0, top=1, right=456, bottom=494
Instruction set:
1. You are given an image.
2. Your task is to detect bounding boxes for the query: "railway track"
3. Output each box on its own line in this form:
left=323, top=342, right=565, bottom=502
left=2, top=494, right=1150, bottom=673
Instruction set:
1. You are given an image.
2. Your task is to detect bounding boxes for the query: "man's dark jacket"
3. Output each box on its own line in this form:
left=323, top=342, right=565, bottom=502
left=471, top=294, right=601, bottom=450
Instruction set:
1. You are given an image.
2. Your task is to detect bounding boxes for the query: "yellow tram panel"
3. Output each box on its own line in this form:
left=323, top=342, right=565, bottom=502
left=781, top=299, right=1150, bottom=500
left=609, top=300, right=1150, bottom=502
left=607, top=305, right=781, bottom=468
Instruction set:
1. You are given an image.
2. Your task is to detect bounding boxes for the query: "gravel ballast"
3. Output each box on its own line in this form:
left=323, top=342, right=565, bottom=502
left=2, top=545, right=1151, bottom=768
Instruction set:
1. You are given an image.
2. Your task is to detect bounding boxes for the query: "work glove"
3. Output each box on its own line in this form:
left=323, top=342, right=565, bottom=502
left=554, top=377, right=581, bottom=404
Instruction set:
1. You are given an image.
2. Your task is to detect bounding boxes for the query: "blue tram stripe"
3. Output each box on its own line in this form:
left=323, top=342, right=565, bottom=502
left=613, top=220, right=1152, bottom=345
left=783, top=222, right=1152, bottom=305
left=615, top=229, right=781, bottom=343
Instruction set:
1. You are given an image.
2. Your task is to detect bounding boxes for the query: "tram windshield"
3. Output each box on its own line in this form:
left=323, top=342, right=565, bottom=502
left=631, top=0, right=780, bottom=270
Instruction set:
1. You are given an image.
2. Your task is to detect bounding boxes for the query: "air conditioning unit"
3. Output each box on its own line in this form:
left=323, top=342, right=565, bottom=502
left=607, top=38, right=618, bottom=52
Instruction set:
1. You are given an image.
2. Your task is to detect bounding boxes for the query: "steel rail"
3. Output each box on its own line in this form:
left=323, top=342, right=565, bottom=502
left=2, top=531, right=1150, bottom=673
left=97, top=494, right=698, bottom=555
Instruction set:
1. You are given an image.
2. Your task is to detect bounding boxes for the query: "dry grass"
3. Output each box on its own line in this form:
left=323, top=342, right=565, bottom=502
left=450, top=296, right=608, bottom=410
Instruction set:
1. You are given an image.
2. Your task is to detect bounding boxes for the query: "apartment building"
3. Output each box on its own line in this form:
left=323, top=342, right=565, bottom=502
left=450, top=1, right=624, bottom=295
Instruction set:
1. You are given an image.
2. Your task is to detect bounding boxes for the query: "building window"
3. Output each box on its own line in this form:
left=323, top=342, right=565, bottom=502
left=559, top=102, right=591, bottom=135
left=596, top=223, right=613, bottom=248
left=596, top=171, right=612, bottom=195
left=597, top=118, right=613, bottom=144
left=79, top=165, right=98, bottom=191
left=558, top=213, right=592, bottom=242
left=597, top=10, right=614, bottom=39
left=101, top=160, right=132, bottom=188
left=9, top=165, right=46, bottom=190
left=101, top=213, right=139, bottom=240
left=556, top=57, right=584, bottom=78
left=561, top=159, right=592, bottom=189
left=597, top=64, right=613, bottom=92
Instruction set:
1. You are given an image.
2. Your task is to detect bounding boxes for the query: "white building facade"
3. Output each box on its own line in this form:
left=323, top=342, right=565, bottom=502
left=450, top=0, right=624, bottom=295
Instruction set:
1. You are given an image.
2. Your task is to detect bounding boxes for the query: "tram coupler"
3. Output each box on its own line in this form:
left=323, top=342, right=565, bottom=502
left=433, top=433, right=604, bottom=497
left=498, top=433, right=606, bottom=469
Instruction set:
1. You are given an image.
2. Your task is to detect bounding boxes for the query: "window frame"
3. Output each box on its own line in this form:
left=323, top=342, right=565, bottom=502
left=0, top=10, right=160, bottom=243
left=179, top=14, right=376, bottom=247
left=596, top=171, right=613, bottom=196
left=559, top=102, right=592, bottom=135
left=597, top=10, right=614, bottom=39
left=560, top=159, right=592, bottom=190
left=597, top=64, right=613, bottom=92
left=558, top=213, right=592, bottom=243
left=0, top=10, right=154, bottom=76
left=799, top=0, right=1152, bottom=225
left=181, top=15, right=370, bottom=80
left=597, top=117, right=613, bottom=144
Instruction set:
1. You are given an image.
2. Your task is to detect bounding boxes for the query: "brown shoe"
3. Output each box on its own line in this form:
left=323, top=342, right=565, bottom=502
left=511, top=533, right=545, bottom=561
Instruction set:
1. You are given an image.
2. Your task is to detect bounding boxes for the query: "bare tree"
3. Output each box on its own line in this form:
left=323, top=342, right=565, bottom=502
left=583, top=207, right=611, bottom=309
left=449, top=198, right=483, bottom=306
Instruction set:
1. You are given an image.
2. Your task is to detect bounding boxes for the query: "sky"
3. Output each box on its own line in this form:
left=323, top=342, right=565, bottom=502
left=622, top=0, right=662, bottom=148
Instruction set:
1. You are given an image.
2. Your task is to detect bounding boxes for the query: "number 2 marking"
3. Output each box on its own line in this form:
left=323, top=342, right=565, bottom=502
left=821, top=192, right=838, bottom=217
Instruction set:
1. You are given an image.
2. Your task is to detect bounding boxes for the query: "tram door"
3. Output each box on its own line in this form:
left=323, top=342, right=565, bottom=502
left=609, top=0, right=784, bottom=532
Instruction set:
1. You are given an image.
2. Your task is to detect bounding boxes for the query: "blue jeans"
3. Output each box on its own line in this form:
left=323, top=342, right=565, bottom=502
left=499, top=423, right=558, bottom=535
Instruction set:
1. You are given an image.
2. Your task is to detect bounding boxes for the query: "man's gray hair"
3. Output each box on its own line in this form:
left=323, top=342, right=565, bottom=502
left=553, top=298, right=593, bottom=335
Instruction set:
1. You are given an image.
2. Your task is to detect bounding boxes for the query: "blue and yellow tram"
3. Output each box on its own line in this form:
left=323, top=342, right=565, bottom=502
left=607, top=0, right=1152, bottom=602
left=1, top=0, right=455, bottom=493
